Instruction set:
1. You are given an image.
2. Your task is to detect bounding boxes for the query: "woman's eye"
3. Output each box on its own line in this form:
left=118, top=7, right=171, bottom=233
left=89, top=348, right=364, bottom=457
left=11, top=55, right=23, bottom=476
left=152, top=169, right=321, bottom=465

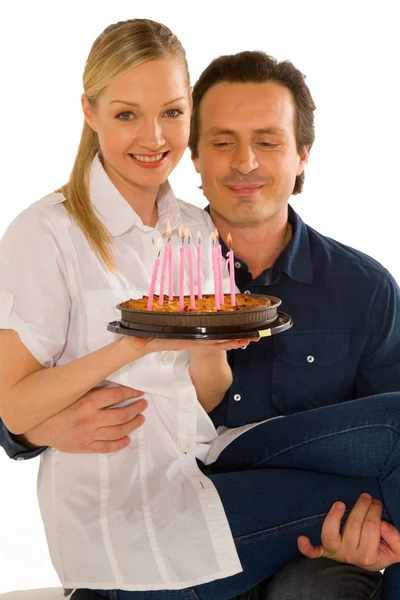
left=116, top=112, right=134, bottom=121
left=164, top=109, right=183, bottom=118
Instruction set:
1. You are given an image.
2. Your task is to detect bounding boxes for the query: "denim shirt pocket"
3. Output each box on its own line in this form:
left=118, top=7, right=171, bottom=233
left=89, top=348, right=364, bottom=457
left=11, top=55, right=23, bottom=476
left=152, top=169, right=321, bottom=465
left=272, top=330, right=351, bottom=411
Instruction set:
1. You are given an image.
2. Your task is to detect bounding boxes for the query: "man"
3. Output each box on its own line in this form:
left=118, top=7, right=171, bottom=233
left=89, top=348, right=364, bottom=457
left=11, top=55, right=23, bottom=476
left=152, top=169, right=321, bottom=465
left=1, top=50, right=399, bottom=599
left=188, top=50, right=400, bottom=598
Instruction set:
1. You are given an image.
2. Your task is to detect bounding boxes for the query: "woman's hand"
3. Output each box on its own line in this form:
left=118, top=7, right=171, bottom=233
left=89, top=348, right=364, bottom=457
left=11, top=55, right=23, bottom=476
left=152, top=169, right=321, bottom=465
left=298, top=493, right=400, bottom=570
left=121, top=335, right=257, bottom=355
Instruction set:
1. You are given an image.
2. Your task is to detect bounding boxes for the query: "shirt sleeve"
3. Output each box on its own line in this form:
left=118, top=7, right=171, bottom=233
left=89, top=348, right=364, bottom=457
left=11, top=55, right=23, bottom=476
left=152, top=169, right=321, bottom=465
left=0, top=205, right=71, bottom=368
left=355, top=269, right=400, bottom=396
left=0, top=419, right=47, bottom=460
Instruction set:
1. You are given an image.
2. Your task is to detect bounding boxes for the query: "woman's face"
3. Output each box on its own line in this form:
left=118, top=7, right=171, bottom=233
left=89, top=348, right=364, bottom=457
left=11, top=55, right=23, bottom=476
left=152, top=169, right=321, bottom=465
left=83, top=58, right=191, bottom=193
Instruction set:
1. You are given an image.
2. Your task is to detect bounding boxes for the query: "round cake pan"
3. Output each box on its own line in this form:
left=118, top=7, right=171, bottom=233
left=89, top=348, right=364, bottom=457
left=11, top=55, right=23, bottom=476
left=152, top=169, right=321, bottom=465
left=107, top=312, right=293, bottom=340
left=117, top=294, right=281, bottom=330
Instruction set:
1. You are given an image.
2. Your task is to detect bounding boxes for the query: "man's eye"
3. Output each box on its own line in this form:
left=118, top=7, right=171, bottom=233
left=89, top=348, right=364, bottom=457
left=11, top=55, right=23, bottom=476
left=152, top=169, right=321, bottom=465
left=164, top=109, right=183, bottom=118
left=213, top=142, right=232, bottom=147
left=116, top=112, right=134, bottom=121
left=258, top=142, right=276, bottom=147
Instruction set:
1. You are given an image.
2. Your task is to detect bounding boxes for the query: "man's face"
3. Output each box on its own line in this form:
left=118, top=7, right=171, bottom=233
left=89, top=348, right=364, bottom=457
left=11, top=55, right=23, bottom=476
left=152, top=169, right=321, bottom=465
left=192, top=81, right=308, bottom=227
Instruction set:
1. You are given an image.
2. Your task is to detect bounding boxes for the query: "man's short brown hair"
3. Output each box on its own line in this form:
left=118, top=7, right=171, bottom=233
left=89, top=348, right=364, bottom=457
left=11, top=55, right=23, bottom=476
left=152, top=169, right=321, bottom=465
left=189, top=51, right=316, bottom=195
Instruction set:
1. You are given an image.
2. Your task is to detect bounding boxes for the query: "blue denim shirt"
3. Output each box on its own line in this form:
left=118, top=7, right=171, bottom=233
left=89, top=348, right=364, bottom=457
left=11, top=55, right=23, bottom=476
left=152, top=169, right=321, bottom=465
left=209, top=205, right=400, bottom=428
left=2, top=205, right=400, bottom=457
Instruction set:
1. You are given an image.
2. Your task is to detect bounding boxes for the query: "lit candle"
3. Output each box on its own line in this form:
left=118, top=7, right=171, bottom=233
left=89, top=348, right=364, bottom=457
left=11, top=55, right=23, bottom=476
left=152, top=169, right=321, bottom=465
left=215, top=230, right=225, bottom=306
left=226, top=233, right=236, bottom=307
left=179, top=224, right=186, bottom=311
left=211, top=232, right=220, bottom=311
left=197, top=231, right=203, bottom=300
left=158, top=242, right=169, bottom=306
left=186, top=228, right=196, bottom=309
left=147, top=239, right=162, bottom=311
left=167, top=220, right=174, bottom=301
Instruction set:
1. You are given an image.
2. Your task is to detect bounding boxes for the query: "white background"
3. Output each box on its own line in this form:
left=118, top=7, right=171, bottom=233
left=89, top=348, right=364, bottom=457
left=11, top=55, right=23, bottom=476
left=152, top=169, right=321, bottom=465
left=0, top=0, right=399, bottom=593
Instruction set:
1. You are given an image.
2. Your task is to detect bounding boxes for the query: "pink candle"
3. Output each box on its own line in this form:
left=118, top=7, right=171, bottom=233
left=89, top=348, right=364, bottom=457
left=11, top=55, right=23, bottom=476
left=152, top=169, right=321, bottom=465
left=186, top=229, right=196, bottom=309
left=226, top=233, right=236, bottom=307
left=197, top=231, right=203, bottom=300
left=211, top=233, right=220, bottom=311
left=158, top=243, right=168, bottom=306
left=216, top=232, right=224, bottom=306
left=167, top=220, right=174, bottom=301
left=179, top=225, right=185, bottom=311
left=147, top=240, right=162, bottom=311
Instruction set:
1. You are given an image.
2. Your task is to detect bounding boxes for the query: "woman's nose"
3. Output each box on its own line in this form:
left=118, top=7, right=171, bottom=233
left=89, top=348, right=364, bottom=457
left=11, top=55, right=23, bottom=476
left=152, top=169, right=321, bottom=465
left=137, top=119, right=165, bottom=151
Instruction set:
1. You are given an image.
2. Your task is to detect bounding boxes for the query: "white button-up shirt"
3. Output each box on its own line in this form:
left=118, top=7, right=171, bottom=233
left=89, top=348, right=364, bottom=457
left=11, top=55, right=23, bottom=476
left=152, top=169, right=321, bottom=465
left=0, top=156, right=243, bottom=591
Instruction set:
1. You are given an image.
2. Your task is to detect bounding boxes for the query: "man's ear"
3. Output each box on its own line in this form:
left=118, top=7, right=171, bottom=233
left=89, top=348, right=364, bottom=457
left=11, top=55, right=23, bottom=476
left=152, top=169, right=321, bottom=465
left=191, top=151, right=201, bottom=174
left=296, top=144, right=310, bottom=176
left=81, top=94, right=97, bottom=132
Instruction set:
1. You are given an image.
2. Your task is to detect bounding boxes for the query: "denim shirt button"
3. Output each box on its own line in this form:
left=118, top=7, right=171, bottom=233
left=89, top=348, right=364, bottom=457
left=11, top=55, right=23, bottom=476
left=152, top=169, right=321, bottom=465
left=307, top=355, right=315, bottom=363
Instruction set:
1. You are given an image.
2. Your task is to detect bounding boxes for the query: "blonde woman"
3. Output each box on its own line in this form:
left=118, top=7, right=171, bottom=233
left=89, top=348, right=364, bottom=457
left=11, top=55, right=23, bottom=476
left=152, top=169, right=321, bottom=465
left=1, top=18, right=400, bottom=600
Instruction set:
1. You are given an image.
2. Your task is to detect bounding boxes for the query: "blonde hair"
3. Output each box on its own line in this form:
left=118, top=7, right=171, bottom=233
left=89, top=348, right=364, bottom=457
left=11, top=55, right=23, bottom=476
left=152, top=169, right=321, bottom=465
left=57, top=19, right=189, bottom=270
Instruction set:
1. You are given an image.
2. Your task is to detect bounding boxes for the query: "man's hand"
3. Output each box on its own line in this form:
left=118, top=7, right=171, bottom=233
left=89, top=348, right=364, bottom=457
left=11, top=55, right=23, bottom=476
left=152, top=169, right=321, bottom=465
left=18, top=386, right=147, bottom=454
left=298, top=492, right=400, bottom=571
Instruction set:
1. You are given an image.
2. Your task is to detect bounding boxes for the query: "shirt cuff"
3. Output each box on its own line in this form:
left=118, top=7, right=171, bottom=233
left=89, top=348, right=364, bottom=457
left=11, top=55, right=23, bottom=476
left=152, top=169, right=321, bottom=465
left=0, top=419, right=47, bottom=460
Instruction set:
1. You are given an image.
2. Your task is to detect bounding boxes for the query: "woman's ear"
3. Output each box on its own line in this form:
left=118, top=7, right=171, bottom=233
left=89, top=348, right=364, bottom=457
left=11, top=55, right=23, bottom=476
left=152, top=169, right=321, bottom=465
left=81, top=94, right=97, bottom=132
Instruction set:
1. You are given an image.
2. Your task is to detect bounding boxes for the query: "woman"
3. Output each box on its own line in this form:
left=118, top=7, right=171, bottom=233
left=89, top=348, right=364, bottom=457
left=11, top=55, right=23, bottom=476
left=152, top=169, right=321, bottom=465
left=0, top=18, right=399, bottom=600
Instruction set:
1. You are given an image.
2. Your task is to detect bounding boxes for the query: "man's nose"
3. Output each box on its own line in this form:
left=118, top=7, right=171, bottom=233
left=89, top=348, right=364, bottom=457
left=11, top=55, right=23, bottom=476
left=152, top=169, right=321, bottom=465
left=230, top=145, right=259, bottom=174
left=137, top=119, right=165, bottom=151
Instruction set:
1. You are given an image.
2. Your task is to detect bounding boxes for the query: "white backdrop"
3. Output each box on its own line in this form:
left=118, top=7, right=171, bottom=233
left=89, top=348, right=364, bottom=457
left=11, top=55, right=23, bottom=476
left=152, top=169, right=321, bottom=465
left=0, top=0, right=399, bottom=593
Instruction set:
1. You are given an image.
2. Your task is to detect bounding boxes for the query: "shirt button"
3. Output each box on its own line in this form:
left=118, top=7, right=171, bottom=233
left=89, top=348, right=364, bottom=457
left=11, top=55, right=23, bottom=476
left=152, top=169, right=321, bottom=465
left=182, top=439, right=195, bottom=453
left=233, top=393, right=241, bottom=401
left=161, top=351, right=175, bottom=365
left=244, top=290, right=251, bottom=295
left=234, top=261, right=241, bottom=268
left=0, top=291, right=11, bottom=308
left=307, top=355, right=315, bottom=363
left=15, top=456, right=25, bottom=461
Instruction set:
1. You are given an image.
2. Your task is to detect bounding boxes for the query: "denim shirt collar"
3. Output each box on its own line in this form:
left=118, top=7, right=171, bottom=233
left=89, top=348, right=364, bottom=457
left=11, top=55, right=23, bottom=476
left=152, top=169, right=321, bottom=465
left=205, top=204, right=313, bottom=285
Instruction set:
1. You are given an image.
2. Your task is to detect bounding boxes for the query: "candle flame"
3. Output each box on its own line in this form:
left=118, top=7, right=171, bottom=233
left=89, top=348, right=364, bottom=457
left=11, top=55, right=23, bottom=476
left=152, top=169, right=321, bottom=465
left=197, top=230, right=202, bottom=243
left=179, top=224, right=185, bottom=238
left=227, top=233, right=233, bottom=249
left=185, top=227, right=192, bottom=239
left=210, top=232, right=216, bottom=244
left=166, top=219, right=172, bottom=239
left=215, top=229, right=220, bottom=240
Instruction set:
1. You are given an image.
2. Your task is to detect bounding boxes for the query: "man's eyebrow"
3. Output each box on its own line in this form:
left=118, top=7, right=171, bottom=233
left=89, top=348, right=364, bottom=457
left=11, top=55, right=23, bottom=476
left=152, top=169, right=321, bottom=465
left=108, top=97, right=186, bottom=107
left=204, top=127, right=287, bottom=136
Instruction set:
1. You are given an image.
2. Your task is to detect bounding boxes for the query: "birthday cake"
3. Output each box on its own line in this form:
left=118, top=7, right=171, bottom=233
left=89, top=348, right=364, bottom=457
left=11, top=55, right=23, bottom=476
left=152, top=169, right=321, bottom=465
left=118, top=294, right=281, bottom=329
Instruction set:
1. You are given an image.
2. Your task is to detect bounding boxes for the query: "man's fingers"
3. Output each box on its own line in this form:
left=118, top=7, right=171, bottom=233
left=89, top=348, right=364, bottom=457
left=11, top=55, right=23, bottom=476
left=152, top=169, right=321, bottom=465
left=297, top=536, right=324, bottom=559
left=91, top=385, right=145, bottom=409
left=357, top=498, right=382, bottom=560
left=88, top=435, right=133, bottom=454
left=96, top=413, right=146, bottom=441
left=380, top=521, right=400, bottom=553
left=341, top=493, right=373, bottom=548
left=99, top=399, right=148, bottom=426
left=320, top=501, right=346, bottom=554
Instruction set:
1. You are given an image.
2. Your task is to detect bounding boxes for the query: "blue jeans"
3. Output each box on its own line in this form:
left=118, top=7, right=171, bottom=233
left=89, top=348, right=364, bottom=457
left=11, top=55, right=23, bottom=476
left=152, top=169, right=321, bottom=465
left=93, top=393, right=400, bottom=600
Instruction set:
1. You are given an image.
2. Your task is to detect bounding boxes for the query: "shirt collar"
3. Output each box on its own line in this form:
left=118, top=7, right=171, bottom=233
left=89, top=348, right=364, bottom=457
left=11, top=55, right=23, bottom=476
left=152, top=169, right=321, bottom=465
left=89, top=154, right=181, bottom=237
left=205, top=203, right=313, bottom=285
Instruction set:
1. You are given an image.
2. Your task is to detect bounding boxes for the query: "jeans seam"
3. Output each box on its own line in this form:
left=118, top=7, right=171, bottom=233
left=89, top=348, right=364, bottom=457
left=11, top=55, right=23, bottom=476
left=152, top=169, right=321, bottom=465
left=251, top=424, right=400, bottom=470
left=234, top=511, right=328, bottom=545
left=187, top=591, right=200, bottom=600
